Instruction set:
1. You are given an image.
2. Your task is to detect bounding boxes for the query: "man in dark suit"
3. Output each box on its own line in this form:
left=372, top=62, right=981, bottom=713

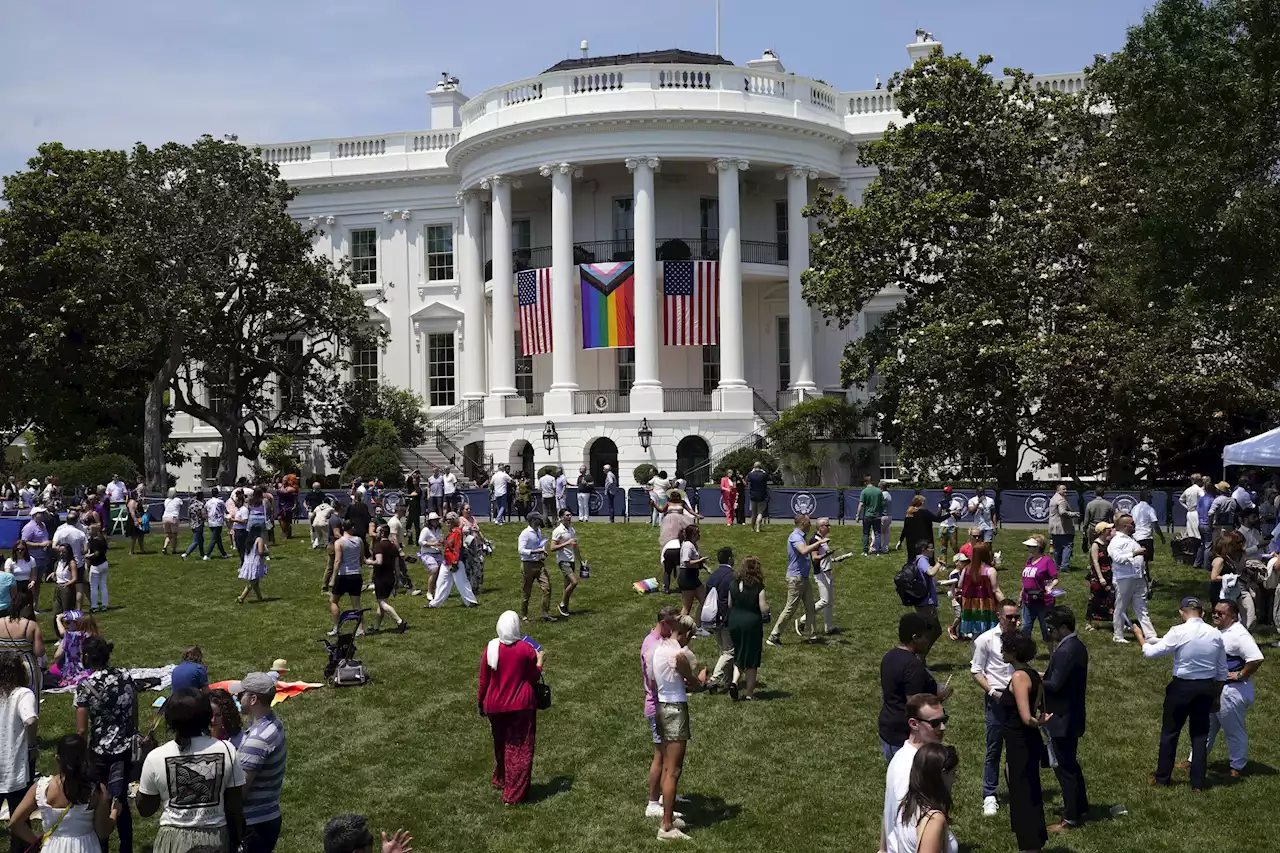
left=1043, top=607, right=1089, bottom=831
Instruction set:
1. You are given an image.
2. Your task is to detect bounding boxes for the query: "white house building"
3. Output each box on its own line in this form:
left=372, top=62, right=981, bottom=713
left=169, top=32, right=1087, bottom=490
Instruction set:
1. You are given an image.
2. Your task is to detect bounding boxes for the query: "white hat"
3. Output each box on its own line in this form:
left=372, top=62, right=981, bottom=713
left=1021, top=537, right=1043, bottom=548
left=27, top=480, right=38, bottom=487
left=953, top=553, right=970, bottom=563
left=427, top=511, right=441, bottom=521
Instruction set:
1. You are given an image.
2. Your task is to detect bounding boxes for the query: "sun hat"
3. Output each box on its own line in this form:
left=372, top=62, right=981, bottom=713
left=270, top=658, right=289, bottom=673
left=426, top=511, right=441, bottom=521
left=27, top=480, right=38, bottom=487
left=1022, top=535, right=1046, bottom=549
left=1216, top=481, right=1231, bottom=492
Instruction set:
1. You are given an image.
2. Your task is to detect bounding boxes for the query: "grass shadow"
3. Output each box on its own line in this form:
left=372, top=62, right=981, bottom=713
left=751, top=689, right=793, bottom=701
left=527, top=775, right=572, bottom=803
left=679, top=793, right=741, bottom=828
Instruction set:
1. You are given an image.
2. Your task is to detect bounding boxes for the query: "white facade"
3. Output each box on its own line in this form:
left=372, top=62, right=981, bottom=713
left=171, top=35, right=1087, bottom=489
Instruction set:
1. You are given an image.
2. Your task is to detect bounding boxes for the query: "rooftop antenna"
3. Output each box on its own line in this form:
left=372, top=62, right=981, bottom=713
left=715, top=0, right=721, bottom=55
left=580, top=39, right=589, bottom=58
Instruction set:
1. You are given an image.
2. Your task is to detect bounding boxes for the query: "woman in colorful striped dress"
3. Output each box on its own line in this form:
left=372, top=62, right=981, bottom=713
left=957, top=542, right=1003, bottom=638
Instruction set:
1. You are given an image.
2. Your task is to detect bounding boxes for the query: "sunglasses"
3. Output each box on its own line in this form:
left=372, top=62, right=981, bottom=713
left=912, top=715, right=949, bottom=729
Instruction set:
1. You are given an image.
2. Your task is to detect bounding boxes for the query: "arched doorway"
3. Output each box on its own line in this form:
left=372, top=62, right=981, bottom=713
left=509, top=440, right=534, bottom=479
left=461, top=441, right=486, bottom=483
left=676, top=435, right=711, bottom=485
left=587, top=437, right=619, bottom=493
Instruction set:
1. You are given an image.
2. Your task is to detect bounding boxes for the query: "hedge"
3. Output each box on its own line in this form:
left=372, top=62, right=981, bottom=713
left=633, top=463, right=657, bottom=484
left=21, top=454, right=140, bottom=491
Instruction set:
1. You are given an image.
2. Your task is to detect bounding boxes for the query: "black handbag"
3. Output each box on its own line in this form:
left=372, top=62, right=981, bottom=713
left=534, top=676, right=552, bottom=710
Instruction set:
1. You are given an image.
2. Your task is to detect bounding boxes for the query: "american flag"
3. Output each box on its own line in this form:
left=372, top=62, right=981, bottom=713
left=517, top=269, right=552, bottom=355
left=663, top=261, right=719, bottom=346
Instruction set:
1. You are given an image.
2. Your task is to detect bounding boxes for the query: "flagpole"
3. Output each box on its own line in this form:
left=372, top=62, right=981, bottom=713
left=715, top=0, right=720, bottom=55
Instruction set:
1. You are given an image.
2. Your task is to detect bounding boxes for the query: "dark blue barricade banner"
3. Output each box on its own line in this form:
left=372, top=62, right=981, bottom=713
left=698, top=487, right=727, bottom=519
left=380, top=490, right=403, bottom=516
left=1172, top=493, right=1188, bottom=529
left=556, top=487, right=625, bottom=518
left=766, top=489, right=840, bottom=521
left=1083, top=491, right=1169, bottom=525
left=885, top=489, right=920, bottom=521
left=324, top=491, right=352, bottom=508
left=998, top=490, right=1078, bottom=525
left=627, top=488, right=651, bottom=519
left=0, top=518, right=23, bottom=550
left=460, top=489, right=490, bottom=517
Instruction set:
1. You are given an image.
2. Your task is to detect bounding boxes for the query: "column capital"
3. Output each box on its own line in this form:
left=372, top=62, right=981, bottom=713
left=625, top=156, right=661, bottom=173
left=455, top=188, right=483, bottom=206
left=708, top=157, right=750, bottom=174
left=480, top=174, right=523, bottom=190
left=777, top=165, right=819, bottom=181
left=539, top=162, right=582, bottom=179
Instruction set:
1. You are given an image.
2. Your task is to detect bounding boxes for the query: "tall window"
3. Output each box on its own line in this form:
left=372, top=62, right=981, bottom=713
left=514, top=331, right=533, bottom=401
left=775, top=200, right=789, bottom=263
left=279, top=338, right=305, bottom=408
left=353, top=342, right=379, bottom=385
left=699, top=198, right=719, bottom=257
left=206, top=376, right=227, bottom=416
left=426, top=224, right=454, bottom=281
left=701, top=344, right=720, bottom=395
left=428, top=333, right=456, bottom=407
left=512, top=219, right=532, bottom=253
left=879, top=445, right=899, bottom=481
left=350, top=229, right=377, bottom=285
left=777, top=317, right=791, bottom=392
left=200, top=457, right=220, bottom=486
left=617, top=347, right=635, bottom=396
left=612, top=198, right=634, bottom=244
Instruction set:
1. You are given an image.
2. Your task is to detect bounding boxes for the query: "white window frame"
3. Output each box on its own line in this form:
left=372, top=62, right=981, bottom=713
left=425, top=223, right=455, bottom=282
left=879, top=445, right=899, bottom=482
left=353, top=342, right=380, bottom=385
left=349, top=227, right=379, bottom=285
left=427, top=332, right=456, bottom=407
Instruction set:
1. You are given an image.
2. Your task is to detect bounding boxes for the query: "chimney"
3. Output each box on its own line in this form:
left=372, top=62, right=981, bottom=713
left=746, top=48, right=785, bottom=74
left=428, top=72, right=468, bottom=129
left=906, top=29, right=942, bottom=64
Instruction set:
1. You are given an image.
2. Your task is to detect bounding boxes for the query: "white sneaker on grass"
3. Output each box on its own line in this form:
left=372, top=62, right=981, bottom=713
left=656, top=827, right=690, bottom=841
left=983, top=795, right=998, bottom=816
left=645, top=803, right=683, bottom=819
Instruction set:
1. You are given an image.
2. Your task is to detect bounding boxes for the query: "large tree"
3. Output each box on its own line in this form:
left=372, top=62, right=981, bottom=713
left=315, top=382, right=430, bottom=471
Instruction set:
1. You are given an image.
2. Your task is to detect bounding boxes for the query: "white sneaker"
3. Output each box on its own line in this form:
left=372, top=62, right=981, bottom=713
left=1112, top=637, right=1130, bottom=644
left=326, top=628, right=339, bottom=636
left=645, top=803, right=684, bottom=819
left=656, top=827, right=691, bottom=841
left=202, top=556, right=209, bottom=561
left=983, top=796, right=998, bottom=816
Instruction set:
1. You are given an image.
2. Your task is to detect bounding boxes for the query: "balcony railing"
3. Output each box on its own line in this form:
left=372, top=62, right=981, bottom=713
left=502, top=393, right=544, bottom=417
left=488, top=237, right=785, bottom=273
left=663, top=388, right=713, bottom=412
left=573, top=390, right=631, bottom=415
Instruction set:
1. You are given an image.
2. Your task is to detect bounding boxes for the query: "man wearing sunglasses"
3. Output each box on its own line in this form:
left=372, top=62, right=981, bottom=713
left=970, top=601, right=1020, bottom=817
left=1180, top=600, right=1263, bottom=778
left=878, top=693, right=946, bottom=853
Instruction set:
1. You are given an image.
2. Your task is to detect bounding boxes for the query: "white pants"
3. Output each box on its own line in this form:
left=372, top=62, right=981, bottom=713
left=813, top=571, right=834, bottom=633
left=90, top=564, right=108, bottom=609
left=311, top=524, right=326, bottom=548
left=577, top=493, right=590, bottom=521
left=429, top=564, right=477, bottom=608
left=1114, top=576, right=1157, bottom=641
left=1184, top=509, right=1200, bottom=539
left=1192, top=681, right=1253, bottom=770
left=710, top=625, right=735, bottom=685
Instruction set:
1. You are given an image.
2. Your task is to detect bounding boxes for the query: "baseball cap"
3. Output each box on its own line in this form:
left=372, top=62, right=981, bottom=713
left=943, top=486, right=953, bottom=493
left=1180, top=596, right=1204, bottom=612
left=239, top=672, right=276, bottom=695
left=1094, top=521, right=1114, bottom=534
left=953, top=553, right=970, bottom=563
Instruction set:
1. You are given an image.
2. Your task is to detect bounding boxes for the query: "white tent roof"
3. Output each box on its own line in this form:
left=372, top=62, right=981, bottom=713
left=1223, top=425, right=1280, bottom=468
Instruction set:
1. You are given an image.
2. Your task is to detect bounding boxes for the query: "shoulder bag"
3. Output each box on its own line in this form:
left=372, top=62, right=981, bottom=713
left=534, top=674, right=552, bottom=710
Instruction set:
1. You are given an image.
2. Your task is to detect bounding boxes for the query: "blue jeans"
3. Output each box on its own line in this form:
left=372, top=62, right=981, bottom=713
left=183, top=527, right=205, bottom=557
left=981, top=528, right=994, bottom=543
left=205, top=526, right=228, bottom=558
left=242, top=816, right=282, bottom=853
left=1022, top=599, right=1051, bottom=641
left=494, top=497, right=507, bottom=524
left=1051, top=534, right=1074, bottom=572
left=862, top=517, right=882, bottom=553
left=880, top=738, right=900, bottom=761
left=1194, top=524, right=1212, bottom=570
left=983, top=695, right=1008, bottom=798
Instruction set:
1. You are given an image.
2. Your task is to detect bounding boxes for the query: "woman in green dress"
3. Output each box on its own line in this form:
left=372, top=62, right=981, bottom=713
left=726, top=555, right=770, bottom=701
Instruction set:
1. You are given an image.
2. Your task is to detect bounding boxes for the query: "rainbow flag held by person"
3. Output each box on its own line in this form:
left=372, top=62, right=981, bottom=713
left=579, top=262, right=635, bottom=349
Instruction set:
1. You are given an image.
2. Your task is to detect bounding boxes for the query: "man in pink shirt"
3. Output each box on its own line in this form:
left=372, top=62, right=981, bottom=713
left=641, top=606, right=681, bottom=819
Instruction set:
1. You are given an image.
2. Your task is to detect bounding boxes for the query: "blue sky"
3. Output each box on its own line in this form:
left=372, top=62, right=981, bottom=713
left=0, top=0, right=1153, bottom=178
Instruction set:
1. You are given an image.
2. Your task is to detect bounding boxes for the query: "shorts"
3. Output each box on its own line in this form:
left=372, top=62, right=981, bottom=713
left=332, top=574, right=363, bottom=598
left=677, top=568, right=701, bottom=592
left=557, top=560, right=576, bottom=578
left=373, top=572, right=395, bottom=600
left=647, top=715, right=662, bottom=745
left=655, top=702, right=691, bottom=742
left=981, top=529, right=994, bottom=543
left=662, top=548, right=680, bottom=575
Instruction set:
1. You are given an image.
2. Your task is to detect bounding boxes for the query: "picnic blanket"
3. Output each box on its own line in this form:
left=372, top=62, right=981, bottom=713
left=44, top=665, right=175, bottom=695
left=210, top=679, right=324, bottom=706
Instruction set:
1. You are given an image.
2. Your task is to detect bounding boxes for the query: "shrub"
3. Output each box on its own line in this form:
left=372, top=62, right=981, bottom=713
left=22, top=454, right=140, bottom=491
left=537, top=465, right=560, bottom=479
left=711, top=448, right=780, bottom=483
left=634, top=463, right=657, bottom=484
left=342, top=445, right=403, bottom=485
left=260, top=435, right=301, bottom=478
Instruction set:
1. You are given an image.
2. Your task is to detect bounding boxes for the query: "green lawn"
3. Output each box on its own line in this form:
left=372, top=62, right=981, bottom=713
left=24, top=521, right=1277, bottom=853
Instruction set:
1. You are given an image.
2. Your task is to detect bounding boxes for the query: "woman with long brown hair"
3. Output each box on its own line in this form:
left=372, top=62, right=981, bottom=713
left=0, top=591, right=44, bottom=696
left=9, top=734, right=117, bottom=853
left=891, top=742, right=960, bottom=853
left=958, top=542, right=1003, bottom=638
left=1209, top=529, right=1246, bottom=606
left=726, top=556, right=770, bottom=700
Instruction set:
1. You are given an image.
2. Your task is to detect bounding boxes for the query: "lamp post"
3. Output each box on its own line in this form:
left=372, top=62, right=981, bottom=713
left=638, top=418, right=653, bottom=451
left=542, top=420, right=559, bottom=453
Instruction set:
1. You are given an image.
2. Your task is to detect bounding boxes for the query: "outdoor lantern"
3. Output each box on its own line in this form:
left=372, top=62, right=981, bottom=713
left=638, top=418, right=653, bottom=451
left=542, top=420, right=558, bottom=453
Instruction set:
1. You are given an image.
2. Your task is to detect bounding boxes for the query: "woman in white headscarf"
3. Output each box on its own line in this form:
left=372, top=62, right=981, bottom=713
left=477, top=611, right=545, bottom=804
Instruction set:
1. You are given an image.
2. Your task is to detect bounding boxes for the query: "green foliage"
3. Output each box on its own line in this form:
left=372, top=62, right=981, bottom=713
left=358, top=418, right=401, bottom=453
left=765, top=398, right=864, bottom=484
left=259, top=435, right=302, bottom=478
left=711, top=449, right=780, bottom=483
left=633, top=463, right=657, bottom=484
left=316, top=383, right=429, bottom=469
left=538, top=465, right=561, bottom=479
left=340, top=445, right=402, bottom=486
left=21, top=453, right=139, bottom=490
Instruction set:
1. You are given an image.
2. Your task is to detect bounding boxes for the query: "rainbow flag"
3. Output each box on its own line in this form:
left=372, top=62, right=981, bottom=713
left=579, top=262, right=635, bottom=349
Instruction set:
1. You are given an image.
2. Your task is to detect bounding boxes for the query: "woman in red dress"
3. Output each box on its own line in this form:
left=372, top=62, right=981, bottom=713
left=478, top=610, right=546, bottom=804
left=719, top=469, right=738, bottom=526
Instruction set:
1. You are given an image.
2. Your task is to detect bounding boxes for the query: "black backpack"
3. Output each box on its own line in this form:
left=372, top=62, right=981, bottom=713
left=894, top=558, right=929, bottom=606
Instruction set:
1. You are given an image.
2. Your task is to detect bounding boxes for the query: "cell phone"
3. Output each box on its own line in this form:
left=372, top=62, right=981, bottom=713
left=151, top=696, right=167, bottom=709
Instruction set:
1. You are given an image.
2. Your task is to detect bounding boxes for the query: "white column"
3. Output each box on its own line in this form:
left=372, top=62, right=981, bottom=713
left=541, top=162, right=579, bottom=415
left=627, top=156, right=663, bottom=414
left=483, top=175, right=518, bottom=404
left=785, top=166, right=818, bottom=394
left=712, top=157, right=752, bottom=413
left=458, top=189, right=487, bottom=400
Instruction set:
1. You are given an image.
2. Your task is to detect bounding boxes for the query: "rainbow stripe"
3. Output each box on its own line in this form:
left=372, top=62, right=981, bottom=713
left=579, top=262, right=635, bottom=349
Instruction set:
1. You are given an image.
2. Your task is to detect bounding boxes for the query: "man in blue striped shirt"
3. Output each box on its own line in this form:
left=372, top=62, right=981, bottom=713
left=237, top=672, right=288, bottom=853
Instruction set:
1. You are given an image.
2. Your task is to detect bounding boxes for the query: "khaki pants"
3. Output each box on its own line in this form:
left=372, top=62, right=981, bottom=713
left=771, top=575, right=815, bottom=640
left=710, top=625, right=735, bottom=685
left=322, top=542, right=336, bottom=591
left=521, top=561, right=551, bottom=618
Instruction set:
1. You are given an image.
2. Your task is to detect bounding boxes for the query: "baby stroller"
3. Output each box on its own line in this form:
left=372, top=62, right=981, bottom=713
left=324, top=608, right=370, bottom=686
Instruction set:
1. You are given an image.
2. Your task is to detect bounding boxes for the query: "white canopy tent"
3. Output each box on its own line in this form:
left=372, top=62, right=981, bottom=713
left=1223, top=425, right=1280, bottom=468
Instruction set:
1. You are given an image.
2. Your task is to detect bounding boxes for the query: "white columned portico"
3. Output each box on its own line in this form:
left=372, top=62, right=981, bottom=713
left=542, top=162, right=580, bottom=416
left=627, top=156, right=663, bottom=413
left=784, top=165, right=818, bottom=395
left=712, top=158, right=752, bottom=413
left=458, top=189, right=487, bottom=400
left=483, top=175, right=518, bottom=418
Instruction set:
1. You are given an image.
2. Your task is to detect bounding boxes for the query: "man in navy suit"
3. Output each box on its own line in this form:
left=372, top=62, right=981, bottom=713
left=1044, top=607, right=1089, bottom=831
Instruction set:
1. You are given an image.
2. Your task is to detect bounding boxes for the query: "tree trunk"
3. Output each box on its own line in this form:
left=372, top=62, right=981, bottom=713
left=144, top=339, right=185, bottom=493
left=216, top=427, right=240, bottom=486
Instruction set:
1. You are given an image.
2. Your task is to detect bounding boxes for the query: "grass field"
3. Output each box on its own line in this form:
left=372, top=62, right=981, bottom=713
left=21, top=519, right=1277, bottom=853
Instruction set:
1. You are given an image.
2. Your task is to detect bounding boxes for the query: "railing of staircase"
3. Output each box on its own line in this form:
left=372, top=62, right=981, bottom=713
left=683, top=430, right=769, bottom=486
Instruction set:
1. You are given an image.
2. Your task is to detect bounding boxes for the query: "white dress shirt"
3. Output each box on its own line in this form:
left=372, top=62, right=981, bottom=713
left=1222, top=621, right=1264, bottom=701
left=518, top=526, right=547, bottom=561
left=1232, top=486, right=1255, bottom=511
left=1107, top=531, right=1146, bottom=581
left=1132, top=501, right=1158, bottom=541
left=970, top=625, right=1014, bottom=692
left=1142, top=617, right=1228, bottom=681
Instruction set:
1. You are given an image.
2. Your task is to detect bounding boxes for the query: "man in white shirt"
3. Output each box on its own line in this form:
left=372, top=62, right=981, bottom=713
left=549, top=509, right=581, bottom=619
left=1144, top=595, right=1228, bottom=791
left=603, top=465, right=619, bottom=523
left=18, top=481, right=38, bottom=510
left=967, top=487, right=997, bottom=542
left=1231, top=477, right=1255, bottom=513
left=1180, top=475, right=1205, bottom=540
left=970, top=602, right=1019, bottom=817
left=1131, top=490, right=1165, bottom=581
left=52, top=510, right=89, bottom=568
left=491, top=467, right=511, bottom=525
left=1184, top=600, right=1263, bottom=777
left=554, top=468, right=568, bottom=514
left=1107, top=514, right=1157, bottom=645
left=537, top=471, right=556, bottom=518
left=937, top=487, right=963, bottom=564
left=106, top=476, right=128, bottom=505
left=442, top=468, right=458, bottom=512
left=878, top=693, right=947, bottom=853
left=517, top=513, right=552, bottom=622
left=204, top=488, right=229, bottom=560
